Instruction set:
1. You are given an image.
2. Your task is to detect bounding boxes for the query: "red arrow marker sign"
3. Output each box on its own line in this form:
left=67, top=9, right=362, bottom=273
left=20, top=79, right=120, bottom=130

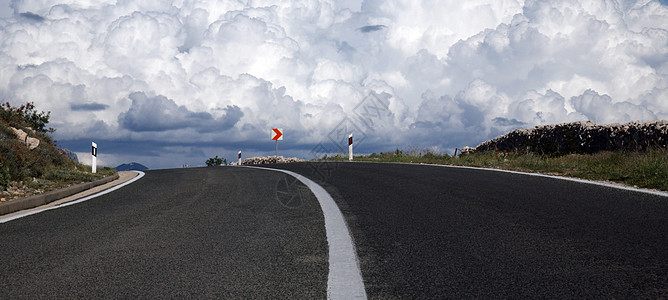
left=271, top=128, right=283, bottom=140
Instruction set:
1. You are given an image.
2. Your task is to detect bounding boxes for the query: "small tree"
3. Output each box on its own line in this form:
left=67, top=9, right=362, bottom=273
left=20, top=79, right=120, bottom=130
left=206, top=155, right=227, bottom=166
left=0, top=102, right=55, bottom=134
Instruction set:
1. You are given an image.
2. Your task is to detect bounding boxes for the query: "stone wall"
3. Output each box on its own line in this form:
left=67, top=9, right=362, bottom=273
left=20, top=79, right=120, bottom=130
left=474, top=120, right=668, bottom=155
left=235, top=156, right=306, bottom=165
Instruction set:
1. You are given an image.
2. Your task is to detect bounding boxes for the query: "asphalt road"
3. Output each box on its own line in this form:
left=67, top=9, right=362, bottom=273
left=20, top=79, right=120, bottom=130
left=267, top=162, right=668, bottom=298
left=0, top=167, right=327, bottom=298
left=2, top=162, right=667, bottom=298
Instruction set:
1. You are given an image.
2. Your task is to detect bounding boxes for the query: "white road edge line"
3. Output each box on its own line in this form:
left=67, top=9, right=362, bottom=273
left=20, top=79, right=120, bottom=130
left=246, top=166, right=367, bottom=299
left=0, top=171, right=146, bottom=223
left=343, top=160, right=667, bottom=197
left=417, top=163, right=668, bottom=198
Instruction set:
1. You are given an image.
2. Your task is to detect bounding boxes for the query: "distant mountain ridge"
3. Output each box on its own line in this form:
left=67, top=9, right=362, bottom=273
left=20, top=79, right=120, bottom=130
left=115, top=162, right=148, bottom=171
left=61, top=149, right=79, bottom=163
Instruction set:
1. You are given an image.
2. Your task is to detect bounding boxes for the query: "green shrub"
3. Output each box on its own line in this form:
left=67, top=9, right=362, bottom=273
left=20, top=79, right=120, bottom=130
left=0, top=161, right=9, bottom=190
left=0, top=102, right=54, bottom=134
left=206, top=155, right=227, bottom=166
left=0, top=102, right=75, bottom=182
left=0, top=102, right=118, bottom=198
left=44, top=168, right=96, bottom=183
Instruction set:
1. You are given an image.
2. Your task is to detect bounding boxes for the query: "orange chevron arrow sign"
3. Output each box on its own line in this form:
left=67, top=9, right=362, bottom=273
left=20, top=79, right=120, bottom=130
left=271, top=128, right=284, bottom=140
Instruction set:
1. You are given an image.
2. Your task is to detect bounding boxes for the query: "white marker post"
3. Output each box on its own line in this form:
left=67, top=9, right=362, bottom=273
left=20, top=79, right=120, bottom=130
left=238, top=151, right=242, bottom=165
left=348, top=134, right=353, bottom=161
left=91, top=142, right=97, bottom=174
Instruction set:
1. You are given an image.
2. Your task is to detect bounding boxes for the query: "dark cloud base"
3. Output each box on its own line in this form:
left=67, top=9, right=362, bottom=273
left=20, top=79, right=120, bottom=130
left=19, top=12, right=44, bottom=22
left=70, top=102, right=110, bottom=111
left=118, top=92, right=242, bottom=133
left=359, top=25, right=387, bottom=32
left=57, top=134, right=419, bottom=169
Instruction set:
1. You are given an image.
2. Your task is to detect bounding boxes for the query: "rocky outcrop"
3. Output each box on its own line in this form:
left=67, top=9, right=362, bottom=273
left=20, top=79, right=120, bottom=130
left=10, top=127, right=40, bottom=150
left=237, top=156, right=306, bottom=165
left=61, top=149, right=79, bottom=163
left=475, top=120, right=668, bottom=155
left=460, top=146, right=476, bottom=156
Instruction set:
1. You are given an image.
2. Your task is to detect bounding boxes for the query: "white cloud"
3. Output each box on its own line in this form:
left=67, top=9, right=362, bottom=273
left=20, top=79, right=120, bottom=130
left=570, top=89, right=657, bottom=123
left=0, top=0, right=666, bottom=168
left=0, top=0, right=11, bottom=18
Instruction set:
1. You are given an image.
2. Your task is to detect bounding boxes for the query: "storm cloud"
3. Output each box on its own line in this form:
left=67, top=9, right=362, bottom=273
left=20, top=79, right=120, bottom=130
left=0, top=0, right=665, bottom=168
left=70, top=102, right=109, bottom=111
left=359, top=25, right=386, bottom=33
left=118, top=92, right=242, bottom=133
left=19, top=12, right=44, bottom=22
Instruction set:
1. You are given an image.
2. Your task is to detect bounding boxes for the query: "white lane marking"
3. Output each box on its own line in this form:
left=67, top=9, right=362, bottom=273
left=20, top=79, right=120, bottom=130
left=246, top=166, right=367, bottom=299
left=0, top=171, right=146, bottom=223
left=434, top=164, right=668, bottom=198
left=379, top=162, right=668, bottom=198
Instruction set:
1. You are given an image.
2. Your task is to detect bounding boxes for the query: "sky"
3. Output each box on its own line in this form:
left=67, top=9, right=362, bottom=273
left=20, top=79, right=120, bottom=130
left=0, top=0, right=666, bottom=169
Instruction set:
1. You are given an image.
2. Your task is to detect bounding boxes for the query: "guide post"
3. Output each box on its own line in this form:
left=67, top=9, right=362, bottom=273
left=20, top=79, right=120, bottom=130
left=91, top=142, right=97, bottom=174
left=349, top=134, right=353, bottom=161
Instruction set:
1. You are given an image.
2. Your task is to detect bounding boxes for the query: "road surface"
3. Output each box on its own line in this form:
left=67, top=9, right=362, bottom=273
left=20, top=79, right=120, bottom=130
left=1, top=167, right=327, bottom=298
left=267, top=162, right=668, bottom=298
left=2, top=162, right=667, bottom=298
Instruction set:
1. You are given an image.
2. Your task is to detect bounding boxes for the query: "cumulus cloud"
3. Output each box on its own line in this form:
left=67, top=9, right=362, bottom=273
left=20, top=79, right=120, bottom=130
left=0, top=0, right=10, bottom=18
left=0, top=0, right=666, bottom=168
left=117, top=91, right=242, bottom=133
left=570, top=89, right=657, bottom=124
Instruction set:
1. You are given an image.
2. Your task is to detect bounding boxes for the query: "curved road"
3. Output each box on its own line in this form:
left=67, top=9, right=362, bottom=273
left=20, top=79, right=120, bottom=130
left=266, top=162, right=668, bottom=298
left=1, top=162, right=667, bottom=298
left=0, top=167, right=328, bottom=298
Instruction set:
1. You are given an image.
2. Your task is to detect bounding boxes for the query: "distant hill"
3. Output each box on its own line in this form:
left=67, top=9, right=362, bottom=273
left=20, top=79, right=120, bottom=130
left=115, top=162, right=148, bottom=171
left=61, top=149, right=79, bottom=163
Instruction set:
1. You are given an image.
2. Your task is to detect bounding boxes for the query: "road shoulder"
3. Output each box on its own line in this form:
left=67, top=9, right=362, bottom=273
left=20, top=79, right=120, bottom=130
left=0, top=171, right=138, bottom=220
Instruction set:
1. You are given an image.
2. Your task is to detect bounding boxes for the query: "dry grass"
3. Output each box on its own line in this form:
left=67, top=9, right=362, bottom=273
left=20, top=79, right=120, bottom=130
left=1, top=102, right=117, bottom=202
left=323, top=148, right=668, bottom=192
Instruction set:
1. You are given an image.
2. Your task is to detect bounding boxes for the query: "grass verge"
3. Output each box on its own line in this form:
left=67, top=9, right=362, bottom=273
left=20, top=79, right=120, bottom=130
left=1, top=164, right=116, bottom=202
left=1, top=102, right=118, bottom=202
left=322, top=148, right=668, bottom=192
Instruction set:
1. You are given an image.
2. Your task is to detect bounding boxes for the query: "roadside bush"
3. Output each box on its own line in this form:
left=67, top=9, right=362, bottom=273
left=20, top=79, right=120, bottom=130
left=0, top=102, right=117, bottom=198
left=0, top=135, right=30, bottom=180
left=0, top=124, right=72, bottom=180
left=0, top=161, right=9, bottom=190
left=0, top=102, right=74, bottom=182
left=206, top=155, right=227, bottom=166
left=0, top=102, right=54, bottom=134
left=44, top=167, right=97, bottom=183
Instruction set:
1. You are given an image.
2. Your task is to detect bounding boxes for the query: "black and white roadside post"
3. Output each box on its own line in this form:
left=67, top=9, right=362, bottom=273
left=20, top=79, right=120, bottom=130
left=348, top=134, right=353, bottom=161
left=91, top=141, right=98, bottom=174
left=238, top=151, right=242, bottom=165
